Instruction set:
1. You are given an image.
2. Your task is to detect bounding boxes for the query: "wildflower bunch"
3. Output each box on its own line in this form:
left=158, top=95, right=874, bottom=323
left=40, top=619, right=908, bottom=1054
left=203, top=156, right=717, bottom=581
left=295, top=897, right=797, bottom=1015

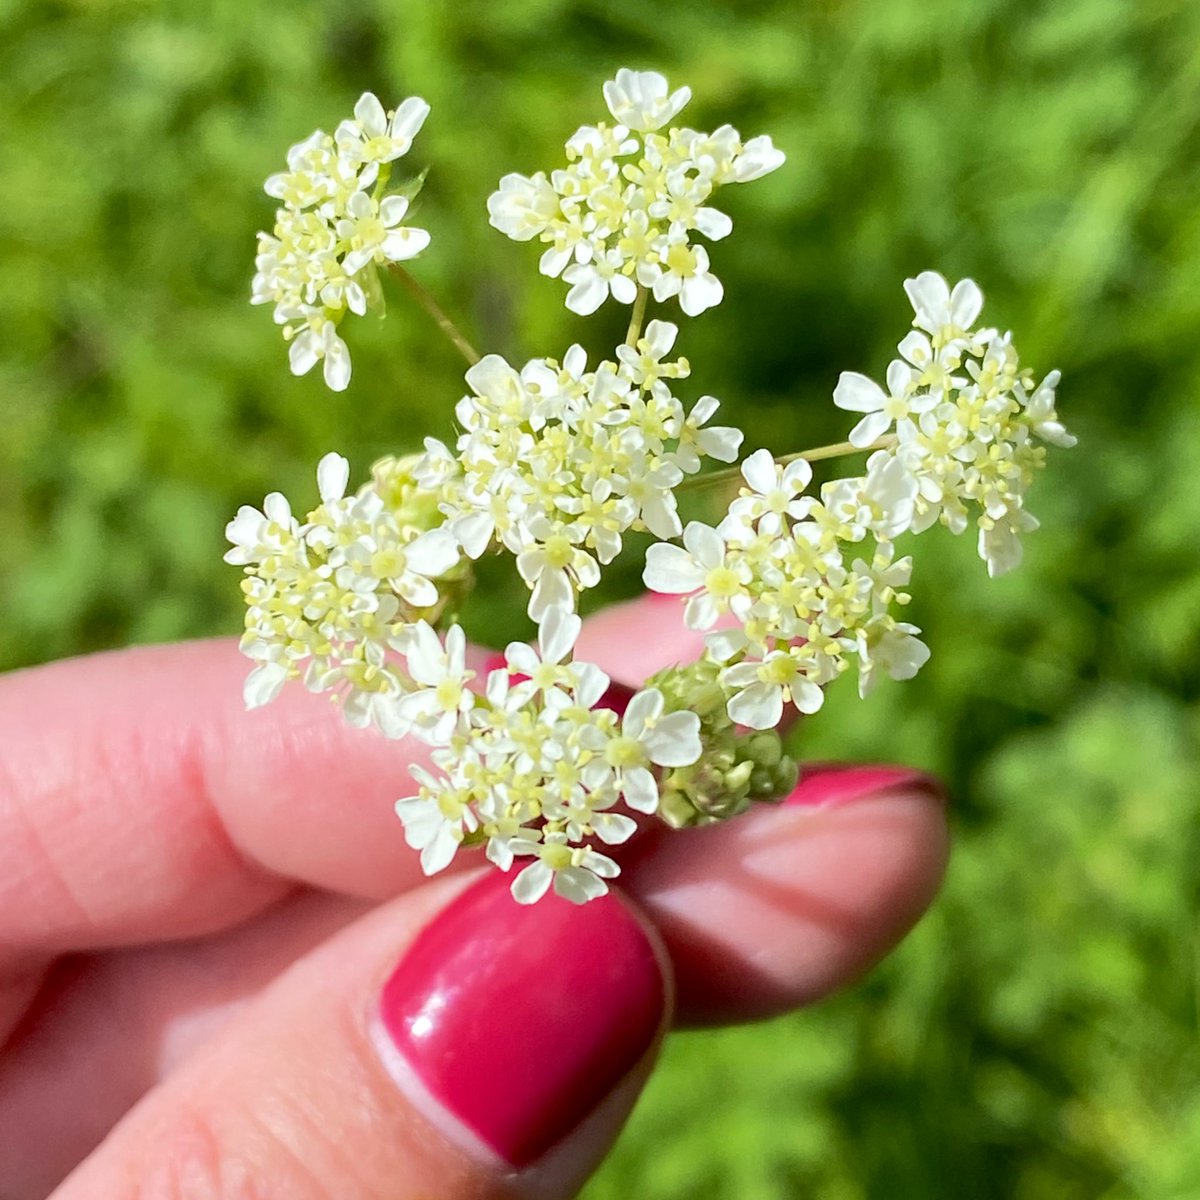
left=487, top=67, right=784, bottom=315
left=394, top=606, right=702, bottom=902
left=251, top=93, right=432, bottom=390
left=833, top=271, right=1077, bottom=577
left=224, top=449, right=463, bottom=733
left=433, top=320, right=742, bottom=618
left=233, top=69, right=1074, bottom=903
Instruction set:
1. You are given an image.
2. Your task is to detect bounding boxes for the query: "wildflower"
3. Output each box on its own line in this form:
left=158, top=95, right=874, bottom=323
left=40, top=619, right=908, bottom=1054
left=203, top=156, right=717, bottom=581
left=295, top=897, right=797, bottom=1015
left=442, top=336, right=744, bottom=616
left=252, top=93, right=432, bottom=391
left=395, top=622, right=476, bottom=744
left=225, top=452, right=460, bottom=732
left=508, top=833, right=621, bottom=905
left=602, top=68, right=692, bottom=132
left=643, top=521, right=753, bottom=630
left=727, top=448, right=815, bottom=535
left=832, top=273, right=1074, bottom=574
left=586, top=687, right=703, bottom=812
left=833, top=359, right=925, bottom=448
left=487, top=68, right=784, bottom=316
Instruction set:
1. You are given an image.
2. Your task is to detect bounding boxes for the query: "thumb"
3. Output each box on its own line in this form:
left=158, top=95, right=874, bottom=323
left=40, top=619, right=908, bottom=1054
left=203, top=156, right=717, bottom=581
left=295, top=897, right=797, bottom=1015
left=52, top=872, right=671, bottom=1200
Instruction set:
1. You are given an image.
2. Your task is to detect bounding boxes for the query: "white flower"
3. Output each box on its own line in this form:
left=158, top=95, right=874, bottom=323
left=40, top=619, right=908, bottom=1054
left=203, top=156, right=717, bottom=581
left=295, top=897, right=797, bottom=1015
left=440, top=342, right=744, bottom=612
left=516, top=519, right=601, bottom=619
left=730, top=134, right=787, bottom=182
left=563, top=252, right=639, bottom=315
left=1023, top=370, right=1077, bottom=448
left=671, top=394, right=744, bottom=471
left=979, top=507, right=1040, bottom=578
left=224, top=492, right=301, bottom=566
left=856, top=620, right=931, bottom=698
left=588, top=687, right=702, bottom=812
left=727, top=448, right=815, bottom=534
left=227, top=454, right=460, bottom=731
left=287, top=312, right=353, bottom=391
left=833, top=274, right=1073, bottom=573
left=819, top=452, right=919, bottom=541
left=336, top=94, right=430, bottom=170
left=396, top=622, right=475, bottom=744
left=253, top=95, right=432, bottom=391
left=509, top=833, right=620, bottom=905
left=648, top=239, right=724, bottom=315
left=615, top=319, right=689, bottom=389
left=503, top=604, right=597, bottom=711
left=833, top=359, right=926, bottom=448
left=602, top=68, right=692, bottom=133
left=643, top=521, right=751, bottom=629
left=487, top=171, right=561, bottom=240
left=487, top=71, right=782, bottom=317
left=338, top=192, right=431, bottom=274
left=904, top=271, right=984, bottom=344
left=720, top=648, right=825, bottom=730
left=395, top=766, right=478, bottom=875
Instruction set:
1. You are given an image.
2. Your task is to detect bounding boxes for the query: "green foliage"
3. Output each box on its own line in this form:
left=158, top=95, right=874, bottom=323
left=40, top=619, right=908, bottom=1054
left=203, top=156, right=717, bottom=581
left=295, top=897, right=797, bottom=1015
left=2, top=0, right=1198, bottom=1194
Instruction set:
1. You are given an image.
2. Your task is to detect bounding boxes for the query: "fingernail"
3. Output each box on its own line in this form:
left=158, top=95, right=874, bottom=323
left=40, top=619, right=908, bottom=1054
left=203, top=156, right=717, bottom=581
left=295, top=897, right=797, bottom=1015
left=784, top=763, right=944, bottom=808
left=597, top=678, right=635, bottom=717
left=378, top=872, right=665, bottom=1168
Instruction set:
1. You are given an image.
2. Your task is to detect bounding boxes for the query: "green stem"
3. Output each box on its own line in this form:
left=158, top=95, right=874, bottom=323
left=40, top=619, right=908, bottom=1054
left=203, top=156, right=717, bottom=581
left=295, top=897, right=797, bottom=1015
left=678, top=434, right=898, bottom=493
left=624, top=286, right=649, bottom=347
left=778, top=434, right=897, bottom=465
left=388, top=264, right=481, bottom=366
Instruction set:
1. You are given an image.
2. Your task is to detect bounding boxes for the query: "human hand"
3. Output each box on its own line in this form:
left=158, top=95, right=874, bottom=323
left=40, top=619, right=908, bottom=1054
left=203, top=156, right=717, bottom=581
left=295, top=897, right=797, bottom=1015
left=0, top=594, right=947, bottom=1199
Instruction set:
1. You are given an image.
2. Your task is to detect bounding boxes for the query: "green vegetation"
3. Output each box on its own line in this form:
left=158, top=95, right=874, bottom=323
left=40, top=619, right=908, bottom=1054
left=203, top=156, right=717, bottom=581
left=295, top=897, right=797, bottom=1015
left=3, top=0, right=1199, bottom=1194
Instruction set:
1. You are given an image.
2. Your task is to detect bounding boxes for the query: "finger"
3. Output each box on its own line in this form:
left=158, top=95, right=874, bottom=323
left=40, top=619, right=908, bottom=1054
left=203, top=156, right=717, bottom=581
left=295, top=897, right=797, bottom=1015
left=623, top=763, right=949, bottom=1026
left=0, top=593, right=707, bottom=964
left=50, top=871, right=671, bottom=1200
left=0, top=890, right=370, bottom=1198
left=0, top=639, right=490, bottom=963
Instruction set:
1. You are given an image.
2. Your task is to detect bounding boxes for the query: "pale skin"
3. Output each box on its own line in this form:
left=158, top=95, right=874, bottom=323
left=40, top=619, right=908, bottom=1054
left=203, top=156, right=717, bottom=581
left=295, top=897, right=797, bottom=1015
left=0, top=593, right=948, bottom=1199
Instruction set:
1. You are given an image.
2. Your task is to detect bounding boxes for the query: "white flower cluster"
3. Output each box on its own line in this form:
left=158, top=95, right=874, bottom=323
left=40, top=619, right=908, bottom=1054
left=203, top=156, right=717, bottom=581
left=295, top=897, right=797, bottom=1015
left=251, top=93, right=433, bottom=391
left=487, top=68, right=785, bottom=316
left=643, top=273, right=1074, bottom=727
left=224, top=451, right=460, bottom=731
left=394, top=605, right=702, bottom=903
left=433, top=320, right=743, bottom=618
left=834, top=271, right=1076, bottom=577
left=237, top=68, right=1075, bottom=903
left=644, top=449, right=929, bottom=729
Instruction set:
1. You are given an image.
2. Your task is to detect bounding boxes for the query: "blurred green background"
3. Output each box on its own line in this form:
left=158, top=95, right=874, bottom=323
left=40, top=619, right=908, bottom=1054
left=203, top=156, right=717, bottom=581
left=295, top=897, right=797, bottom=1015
left=3, top=0, right=1200, bottom=1195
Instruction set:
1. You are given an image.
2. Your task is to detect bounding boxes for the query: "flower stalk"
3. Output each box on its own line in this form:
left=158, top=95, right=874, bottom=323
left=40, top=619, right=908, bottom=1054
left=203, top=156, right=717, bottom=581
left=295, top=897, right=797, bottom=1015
left=387, top=263, right=481, bottom=366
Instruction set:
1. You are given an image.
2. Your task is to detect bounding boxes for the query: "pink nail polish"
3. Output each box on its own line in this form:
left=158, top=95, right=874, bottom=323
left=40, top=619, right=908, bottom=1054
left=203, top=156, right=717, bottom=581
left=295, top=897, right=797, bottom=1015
left=783, top=763, right=944, bottom=808
left=598, top=678, right=635, bottom=717
left=378, top=872, right=664, bottom=1167
left=482, top=652, right=507, bottom=674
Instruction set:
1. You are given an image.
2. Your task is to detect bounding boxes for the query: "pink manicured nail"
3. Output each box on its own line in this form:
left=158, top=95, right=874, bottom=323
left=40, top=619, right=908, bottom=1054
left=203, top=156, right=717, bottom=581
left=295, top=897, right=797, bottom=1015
left=379, top=872, right=665, bottom=1167
left=784, top=763, right=944, bottom=808
left=482, top=652, right=507, bottom=674
left=597, top=678, right=635, bottom=717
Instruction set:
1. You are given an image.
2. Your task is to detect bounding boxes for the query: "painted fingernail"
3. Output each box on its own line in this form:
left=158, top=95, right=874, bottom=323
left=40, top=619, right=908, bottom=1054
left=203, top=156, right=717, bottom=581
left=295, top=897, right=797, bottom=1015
left=378, top=872, right=665, bottom=1168
left=598, top=678, right=635, bottom=717
left=783, top=763, right=944, bottom=808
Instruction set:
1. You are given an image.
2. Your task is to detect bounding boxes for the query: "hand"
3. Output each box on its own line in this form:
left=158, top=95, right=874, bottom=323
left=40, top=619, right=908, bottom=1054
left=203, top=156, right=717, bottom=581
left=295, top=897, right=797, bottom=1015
left=0, top=595, right=947, bottom=1199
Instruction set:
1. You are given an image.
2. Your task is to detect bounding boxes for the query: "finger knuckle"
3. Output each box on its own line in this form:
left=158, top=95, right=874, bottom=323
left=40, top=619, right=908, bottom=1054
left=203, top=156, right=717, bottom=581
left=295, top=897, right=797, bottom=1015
left=135, top=1106, right=262, bottom=1200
